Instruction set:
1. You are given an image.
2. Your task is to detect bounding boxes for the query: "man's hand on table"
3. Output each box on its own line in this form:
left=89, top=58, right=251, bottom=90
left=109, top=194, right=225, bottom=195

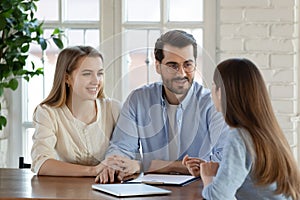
left=95, top=155, right=140, bottom=183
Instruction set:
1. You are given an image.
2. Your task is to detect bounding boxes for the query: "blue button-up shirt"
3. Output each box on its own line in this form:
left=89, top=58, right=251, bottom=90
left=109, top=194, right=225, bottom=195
left=106, top=82, right=228, bottom=170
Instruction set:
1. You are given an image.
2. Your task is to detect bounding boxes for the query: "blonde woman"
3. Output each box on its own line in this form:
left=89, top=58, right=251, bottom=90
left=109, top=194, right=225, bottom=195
left=31, top=46, right=121, bottom=176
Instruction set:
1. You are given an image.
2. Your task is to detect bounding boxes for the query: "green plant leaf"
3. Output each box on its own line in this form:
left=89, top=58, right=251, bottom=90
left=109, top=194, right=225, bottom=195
left=0, top=84, right=3, bottom=97
left=38, top=37, right=47, bottom=50
left=31, top=61, right=35, bottom=70
left=25, top=75, right=30, bottom=81
left=8, top=78, right=18, bottom=90
left=53, top=37, right=64, bottom=49
left=35, top=67, right=44, bottom=75
left=1, top=1, right=12, bottom=11
left=0, top=15, right=7, bottom=30
left=15, top=69, right=27, bottom=76
left=52, top=28, right=61, bottom=35
left=36, top=21, right=44, bottom=35
left=21, top=44, right=30, bottom=53
left=32, top=3, right=37, bottom=12
left=0, top=115, right=7, bottom=130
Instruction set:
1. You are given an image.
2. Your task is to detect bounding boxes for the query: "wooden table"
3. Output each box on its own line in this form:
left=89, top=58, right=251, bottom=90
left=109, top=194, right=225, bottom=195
left=0, top=168, right=204, bottom=199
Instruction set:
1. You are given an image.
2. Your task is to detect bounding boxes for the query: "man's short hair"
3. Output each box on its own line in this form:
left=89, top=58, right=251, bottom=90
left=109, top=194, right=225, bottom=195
left=154, top=30, right=197, bottom=63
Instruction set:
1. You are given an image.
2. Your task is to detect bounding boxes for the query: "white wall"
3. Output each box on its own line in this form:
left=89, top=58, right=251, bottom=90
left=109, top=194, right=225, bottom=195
left=216, top=0, right=300, bottom=163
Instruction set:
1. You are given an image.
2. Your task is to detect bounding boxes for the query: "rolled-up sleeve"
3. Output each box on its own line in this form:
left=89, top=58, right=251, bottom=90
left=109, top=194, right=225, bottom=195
left=105, top=93, right=140, bottom=159
left=202, top=130, right=251, bottom=199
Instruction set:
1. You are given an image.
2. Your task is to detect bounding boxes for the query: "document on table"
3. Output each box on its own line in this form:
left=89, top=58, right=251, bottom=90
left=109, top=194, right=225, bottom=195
left=126, top=174, right=199, bottom=186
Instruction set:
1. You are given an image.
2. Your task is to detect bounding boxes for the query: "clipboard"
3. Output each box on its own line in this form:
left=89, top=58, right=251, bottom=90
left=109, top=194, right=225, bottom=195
left=125, top=174, right=200, bottom=186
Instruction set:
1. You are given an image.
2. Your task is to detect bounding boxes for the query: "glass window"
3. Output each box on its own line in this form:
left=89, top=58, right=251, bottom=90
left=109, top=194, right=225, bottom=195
left=25, top=28, right=61, bottom=121
left=66, top=29, right=85, bottom=45
left=125, top=0, right=160, bottom=21
left=17, top=0, right=211, bottom=167
left=123, top=30, right=161, bottom=94
left=181, top=29, right=203, bottom=84
left=35, top=0, right=59, bottom=21
left=85, top=30, right=100, bottom=47
left=66, top=0, right=100, bottom=21
left=23, top=129, right=35, bottom=163
left=24, top=56, right=44, bottom=122
left=169, top=0, right=203, bottom=21
left=20, top=0, right=101, bottom=165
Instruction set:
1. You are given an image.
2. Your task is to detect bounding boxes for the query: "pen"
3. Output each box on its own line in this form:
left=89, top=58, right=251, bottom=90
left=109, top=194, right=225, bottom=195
left=142, top=181, right=164, bottom=185
left=121, top=178, right=134, bottom=184
left=121, top=174, right=140, bottom=183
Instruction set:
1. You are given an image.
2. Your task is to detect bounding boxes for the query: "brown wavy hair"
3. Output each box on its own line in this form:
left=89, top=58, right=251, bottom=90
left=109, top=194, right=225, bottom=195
left=213, top=58, right=300, bottom=200
left=41, top=45, right=105, bottom=107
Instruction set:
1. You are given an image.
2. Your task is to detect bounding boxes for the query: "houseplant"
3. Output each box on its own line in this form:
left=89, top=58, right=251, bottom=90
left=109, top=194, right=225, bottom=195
left=0, top=0, right=64, bottom=130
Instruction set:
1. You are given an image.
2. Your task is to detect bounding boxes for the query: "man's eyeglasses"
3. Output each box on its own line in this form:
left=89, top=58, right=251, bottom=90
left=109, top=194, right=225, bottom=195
left=161, top=61, right=196, bottom=74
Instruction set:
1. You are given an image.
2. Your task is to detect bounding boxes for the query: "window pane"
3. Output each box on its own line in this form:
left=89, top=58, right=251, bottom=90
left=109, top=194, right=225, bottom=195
left=0, top=138, right=8, bottom=167
left=24, top=57, right=57, bottom=122
left=123, top=30, right=161, bottom=95
left=125, top=0, right=160, bottom=21
left=24, top=55, right=44, bottom=121
left=24, top=52, right=57, bottom=121
left=66, top=0, right=99, bottom=21
left=23, top=128, right=34, bottom=164
left=169, top=0, right=203, bottom=21
left=192, top=29, right=204, bottom=84
left=43, top=53, right=59, bottom=98
left=66, top=29, right=84, bottom=45
left=190, top=29, right=203, bottom=48
left=85, top=30, right=100, bottom=48
left=36, top=0, right=59, bottom=21
left=26, top=29, right=61, bottom=121
left=184, top=29, right=203, bottom=84
left=66, top=29, right=100, bottom=47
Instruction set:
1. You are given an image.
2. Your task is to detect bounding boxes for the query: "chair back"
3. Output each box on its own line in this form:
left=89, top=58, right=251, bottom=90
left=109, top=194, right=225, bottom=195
left=19, top=157, right=31, bottom=169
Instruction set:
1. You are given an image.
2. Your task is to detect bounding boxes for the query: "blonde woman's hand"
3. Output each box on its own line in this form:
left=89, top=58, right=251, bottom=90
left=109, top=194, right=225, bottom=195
left=182, top=155, right=204, bottom=176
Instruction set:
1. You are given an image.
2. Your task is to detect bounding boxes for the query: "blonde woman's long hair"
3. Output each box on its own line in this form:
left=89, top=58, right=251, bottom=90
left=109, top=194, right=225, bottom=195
left=213, top=58, right=300, bottom=200
left=41, top=45, right=105, bottom=107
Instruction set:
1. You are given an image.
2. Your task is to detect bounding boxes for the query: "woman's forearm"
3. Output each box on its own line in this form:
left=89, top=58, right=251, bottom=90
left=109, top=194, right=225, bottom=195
left=38, top=159, right=99, bottom=177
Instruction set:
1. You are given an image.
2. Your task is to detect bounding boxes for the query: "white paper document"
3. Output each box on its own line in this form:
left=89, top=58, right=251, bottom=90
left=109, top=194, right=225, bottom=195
left=126, top=174, right=199, bottom=186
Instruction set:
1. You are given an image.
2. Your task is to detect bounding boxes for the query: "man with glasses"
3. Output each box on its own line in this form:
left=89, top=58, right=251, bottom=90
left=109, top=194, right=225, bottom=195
left=96, top=30, right=228, bottom=183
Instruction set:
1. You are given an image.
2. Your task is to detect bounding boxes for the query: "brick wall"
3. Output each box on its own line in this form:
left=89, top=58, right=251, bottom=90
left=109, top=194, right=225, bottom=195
left=217, top=0, right=299, bottom=162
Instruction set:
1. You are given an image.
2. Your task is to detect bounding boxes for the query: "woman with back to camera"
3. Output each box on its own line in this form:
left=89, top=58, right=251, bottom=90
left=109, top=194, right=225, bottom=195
left=31, top=45, right=121, bottom=176
left=183, top=58, right=300, bottom=199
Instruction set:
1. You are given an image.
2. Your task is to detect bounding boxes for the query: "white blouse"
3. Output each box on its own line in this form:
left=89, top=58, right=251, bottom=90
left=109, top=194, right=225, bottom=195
left=31, top=98, right=121, bottom=173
